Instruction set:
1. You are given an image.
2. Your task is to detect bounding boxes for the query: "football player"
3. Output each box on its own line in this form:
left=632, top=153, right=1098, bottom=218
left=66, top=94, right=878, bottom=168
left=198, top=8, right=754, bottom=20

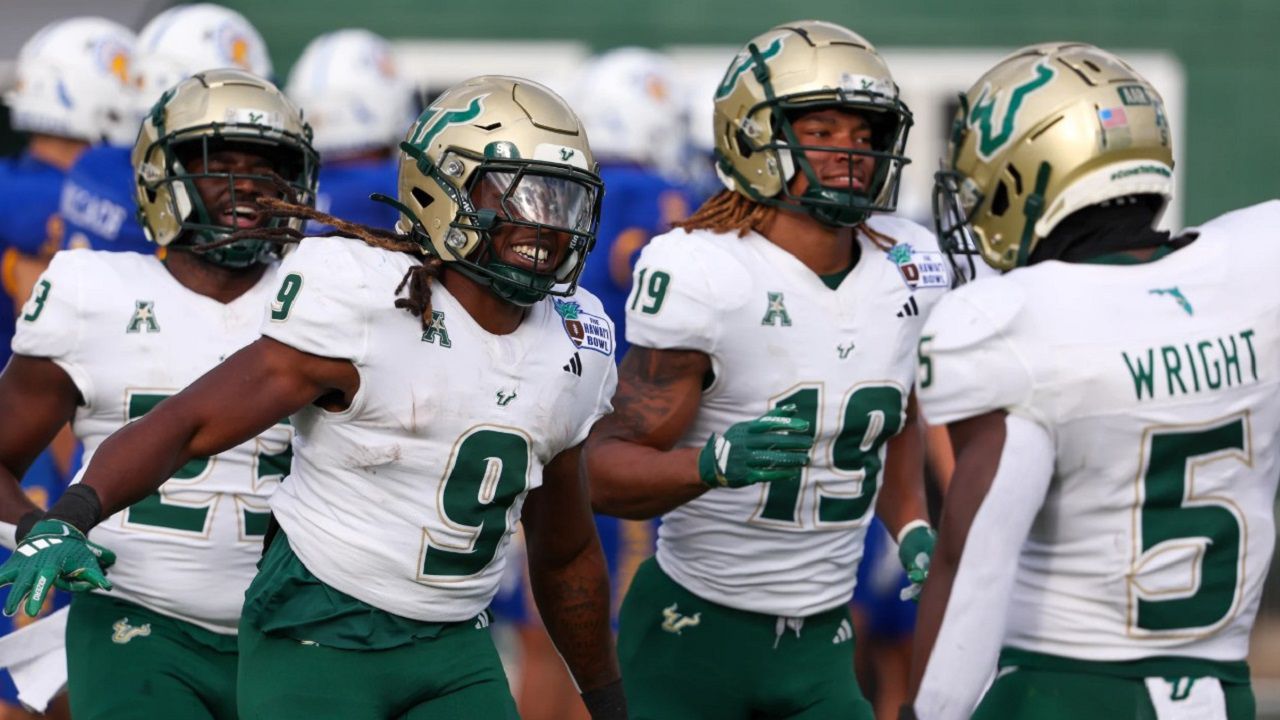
left=585, top=21, right=941, bottom=720
left=60, top=3, right=274, bottom=256
left=908, top=43, right=1269, bottom=720
left=0, top=17, right=135, bottom=716
left=506, top=47, right=688, bottom=720
left=0, top=69, right=317, bottom=719
left=286, top=28, right=413, bottom=232
left=0, top=75, right=626, bottom=720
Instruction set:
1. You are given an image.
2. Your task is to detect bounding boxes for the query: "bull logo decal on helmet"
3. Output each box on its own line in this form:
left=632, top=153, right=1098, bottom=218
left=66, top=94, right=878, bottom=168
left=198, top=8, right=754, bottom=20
left=408, top=96, right=487, bottom=151
left=967, top=61, right=1055, bottom=161
left=714, top=36, right=784, bottom=100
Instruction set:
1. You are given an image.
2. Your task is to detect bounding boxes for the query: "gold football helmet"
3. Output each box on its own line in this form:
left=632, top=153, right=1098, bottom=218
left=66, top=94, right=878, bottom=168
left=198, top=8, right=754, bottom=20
left=712, top=20, right=912, bottom=226
left=133, top=68, right=318, bottom=267
left=389, top=75, right=603, bottom=306
left=935, top=42, right=1174, bottom=276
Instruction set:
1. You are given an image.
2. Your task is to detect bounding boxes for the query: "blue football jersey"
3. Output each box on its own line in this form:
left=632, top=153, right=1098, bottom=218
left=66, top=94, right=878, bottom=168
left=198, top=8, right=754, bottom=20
left=578, top=163, right=692, bottom=363
left=310, top=157, right=400, bottom=233
left=60, top=146, right=153, bottom=256
left=0, top=152, right=65, bottom=367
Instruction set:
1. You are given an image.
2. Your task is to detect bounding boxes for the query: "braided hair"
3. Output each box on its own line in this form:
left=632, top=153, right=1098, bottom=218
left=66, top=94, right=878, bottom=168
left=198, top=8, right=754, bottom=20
left=195, top=178, right=445, bottom=329
left=673, top=189, right=778, bottom=237
left=674, top=189, right=898, bottom=252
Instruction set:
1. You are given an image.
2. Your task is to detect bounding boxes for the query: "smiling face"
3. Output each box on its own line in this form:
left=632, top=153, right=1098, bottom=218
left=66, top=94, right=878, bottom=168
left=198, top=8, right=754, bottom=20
left=785, top=108, right=875, bottom=197
left=467, top=170, right=581, bottom=277
left=181, top=143, right=284, bottom=233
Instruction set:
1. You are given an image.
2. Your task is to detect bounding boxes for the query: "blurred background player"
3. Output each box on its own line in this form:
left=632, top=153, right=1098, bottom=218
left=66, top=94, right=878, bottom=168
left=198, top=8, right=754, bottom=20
left=0, top=17, right=135, bottom=718
left=572, top=46, right=691, bottom=361
left=499, top=47, right=690, bottom=720
left=286, top=28, right=414, bottom=233
left=0, top=68, right=317, bottom=720
left=910, top=43, right=1272, bottom=719
left=59, top=3, right=274, bottom=257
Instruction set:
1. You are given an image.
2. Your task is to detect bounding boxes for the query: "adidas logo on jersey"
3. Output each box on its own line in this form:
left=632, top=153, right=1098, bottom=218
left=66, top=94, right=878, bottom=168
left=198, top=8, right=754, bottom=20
left=832, top=618, right=853, bottom=644
left=563, top=351, right=583, bottom=377
left=474, top=611, right=491, bottom=630
left=896, top=296, right=920, bottom=318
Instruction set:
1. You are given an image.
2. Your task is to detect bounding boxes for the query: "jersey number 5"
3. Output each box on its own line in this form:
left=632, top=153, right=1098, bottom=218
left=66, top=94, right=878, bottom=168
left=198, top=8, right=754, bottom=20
left=1129, top=415, right=1249, bottom=635
left=753, top=383, right=905, bottom=527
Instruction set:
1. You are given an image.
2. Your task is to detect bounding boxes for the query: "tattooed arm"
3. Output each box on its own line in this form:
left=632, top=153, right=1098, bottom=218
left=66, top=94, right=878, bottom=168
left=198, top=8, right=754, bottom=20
left=523, top=443, right=620, bottom=695
left=584, top=346, right=711, bottom=519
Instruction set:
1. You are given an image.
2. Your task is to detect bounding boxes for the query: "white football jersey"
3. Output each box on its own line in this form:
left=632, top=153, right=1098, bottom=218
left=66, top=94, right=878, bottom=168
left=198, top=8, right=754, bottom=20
left=261, top=237, right=616, bottom=622
left=919, top=200, right=1280, bottom=662
left=628, top=216, right=948, bottom=617
left=13, top=250, right=290, bottom=634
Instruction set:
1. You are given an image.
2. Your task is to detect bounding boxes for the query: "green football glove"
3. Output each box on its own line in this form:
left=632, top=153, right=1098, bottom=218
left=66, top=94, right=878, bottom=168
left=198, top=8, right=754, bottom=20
left=897, top=522, right=936, bottom=603
left=698, top=404, right=813, bottom=489
left=0, top=519, right=113, bottom=617
left=16, top=512, right=116, bottom=593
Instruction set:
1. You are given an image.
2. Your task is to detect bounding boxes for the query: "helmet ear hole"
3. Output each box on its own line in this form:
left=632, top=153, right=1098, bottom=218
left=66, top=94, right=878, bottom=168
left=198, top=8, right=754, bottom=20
left=735, top=128, right=755, bottom=159
left=411, top=186, right=433, bottom=209
left=990, top=180, right=1010, bottom=217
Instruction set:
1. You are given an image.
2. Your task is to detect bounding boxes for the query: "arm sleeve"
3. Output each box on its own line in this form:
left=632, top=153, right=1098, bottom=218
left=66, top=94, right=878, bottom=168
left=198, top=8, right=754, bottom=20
left=917, top=281, right=1037, bottom=426
left=624, top=233, right=741, bottom=355
left=914, top=413, right=1055, bottom=720
left=259, top=238, right=371, bottom=365
left=11, top=251, right=92, bottom=399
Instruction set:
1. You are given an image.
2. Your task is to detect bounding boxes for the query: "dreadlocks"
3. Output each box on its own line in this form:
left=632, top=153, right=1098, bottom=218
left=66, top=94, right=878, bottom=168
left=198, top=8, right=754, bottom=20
left=198, top=189, right=445, bottom=330
left=674, top=190, right=777, bottom=237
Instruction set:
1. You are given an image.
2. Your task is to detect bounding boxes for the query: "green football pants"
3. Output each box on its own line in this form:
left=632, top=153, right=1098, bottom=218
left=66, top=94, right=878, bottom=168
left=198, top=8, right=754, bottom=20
left=974, top=664, right=1255, bottom=719
left=66, top=592, right=239, bottom=720
left=236, top=608, right=518, bottom=719
left=618, top=557, right=873, bottom=720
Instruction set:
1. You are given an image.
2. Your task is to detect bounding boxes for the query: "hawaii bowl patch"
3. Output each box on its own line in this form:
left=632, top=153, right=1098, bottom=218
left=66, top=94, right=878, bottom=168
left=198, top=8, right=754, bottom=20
left=554, top=299, right=614, bottom=356
left=887, top=243, right=949, bottom=290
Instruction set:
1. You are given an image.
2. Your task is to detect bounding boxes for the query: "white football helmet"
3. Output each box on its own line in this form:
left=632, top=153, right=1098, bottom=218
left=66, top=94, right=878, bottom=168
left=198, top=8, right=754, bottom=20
left=134, top=3, right=272, bottom=113
left=573, top=48, right=686, bottom=175
left=6, top=17, right=137, bottom=145
left=286, top=29, right=416, bottom=156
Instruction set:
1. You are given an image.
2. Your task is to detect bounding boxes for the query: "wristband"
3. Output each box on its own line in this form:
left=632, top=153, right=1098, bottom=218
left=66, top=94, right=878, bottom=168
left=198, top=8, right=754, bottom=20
left=580, top=679, right=627, bottom=720
left=44, top=484, right=104, bottom=535
left=15, top=509, right=43, bottom=542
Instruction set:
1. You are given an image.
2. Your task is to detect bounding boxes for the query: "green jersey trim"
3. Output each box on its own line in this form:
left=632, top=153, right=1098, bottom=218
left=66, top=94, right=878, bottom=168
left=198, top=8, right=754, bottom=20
left=998, top=647, right=1250, bottom=685
left=1083, top=243, right=1177, bottom=266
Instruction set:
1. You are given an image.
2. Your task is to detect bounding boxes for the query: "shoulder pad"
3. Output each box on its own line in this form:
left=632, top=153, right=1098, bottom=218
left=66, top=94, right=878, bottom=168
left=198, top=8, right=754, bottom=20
left=925, top=276, right=1026, bottom=352
left=1189, top=200, right=1280, bottom=239
left=638, top=229, right=753, bottom=312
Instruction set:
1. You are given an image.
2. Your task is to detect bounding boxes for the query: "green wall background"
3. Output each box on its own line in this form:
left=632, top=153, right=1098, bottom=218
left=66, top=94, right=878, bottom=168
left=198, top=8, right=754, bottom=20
left=221, top=0, right=1280, bottom=226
